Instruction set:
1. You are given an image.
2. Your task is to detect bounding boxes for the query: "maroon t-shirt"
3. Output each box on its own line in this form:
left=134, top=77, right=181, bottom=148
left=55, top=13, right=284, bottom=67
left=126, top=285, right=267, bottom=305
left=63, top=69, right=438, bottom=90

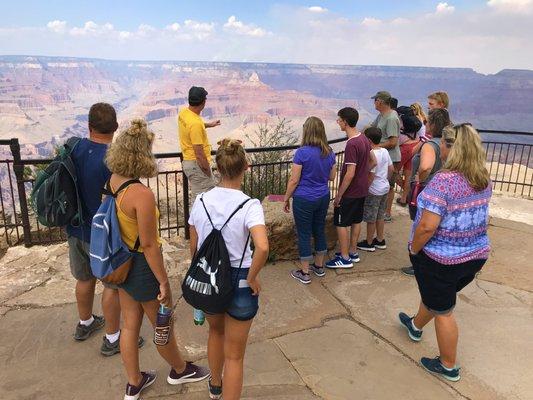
left=340, top=133, right=371, bottom=199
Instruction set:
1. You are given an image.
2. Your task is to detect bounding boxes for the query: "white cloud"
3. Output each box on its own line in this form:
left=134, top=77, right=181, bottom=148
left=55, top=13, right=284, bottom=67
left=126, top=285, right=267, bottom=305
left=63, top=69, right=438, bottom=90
left=46, top=20, right=67, bottom=34
left=166, top=23, right=181, bottom=32
left=308, top=6, right=328, bottom=13
left=224, top=16, right=268, bottom=37
left=69, top=21, right=114, bottom=36
left=137, top=23, right=156, bottom=37
left=361, top=17, right=382, bottom=27
left=488, top=0, right=533, bottom=13
left=436, top=2, right=455, bottom=14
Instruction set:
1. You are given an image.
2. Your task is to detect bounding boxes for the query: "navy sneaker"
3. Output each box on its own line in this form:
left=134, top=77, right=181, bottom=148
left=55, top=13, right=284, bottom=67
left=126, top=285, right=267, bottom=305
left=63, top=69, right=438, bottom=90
left=334, top=252, right=360, bottom=263
left=398, top=312, right=423, bottom=342
left=101, top=334, right=145, bottom=357
left=167, top=362, right=210, bottom=385
left=372, top=238, right=387, bottom=250
left=309, top=264, right=326, bottom=277
left=401, top=266, right=415, bottom=276
left=124, top=370, right=157, bottom=400
left=357, top=240, right=376, bottom=252
left=326, top=255, right=354, bottom=269
left=421, top=356, right=461, bottom=382
left=208, top=378, right=222, bottom=399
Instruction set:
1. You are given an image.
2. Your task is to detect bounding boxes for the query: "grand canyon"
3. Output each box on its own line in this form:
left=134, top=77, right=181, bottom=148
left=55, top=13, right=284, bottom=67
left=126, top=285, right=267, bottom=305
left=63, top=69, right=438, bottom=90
left=1, top=55, right=533, bottom=160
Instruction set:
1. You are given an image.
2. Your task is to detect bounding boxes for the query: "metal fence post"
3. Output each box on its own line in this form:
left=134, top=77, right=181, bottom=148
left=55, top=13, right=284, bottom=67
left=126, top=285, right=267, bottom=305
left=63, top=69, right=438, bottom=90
left=10, top=138, right=32, bottom=247
left=181, top=156, right=190, bottom=240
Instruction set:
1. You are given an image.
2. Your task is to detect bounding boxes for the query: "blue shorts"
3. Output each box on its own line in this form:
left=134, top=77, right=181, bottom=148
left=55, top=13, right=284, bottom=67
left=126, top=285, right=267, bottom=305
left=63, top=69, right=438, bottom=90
left=226, top=268, right=259, bottom=321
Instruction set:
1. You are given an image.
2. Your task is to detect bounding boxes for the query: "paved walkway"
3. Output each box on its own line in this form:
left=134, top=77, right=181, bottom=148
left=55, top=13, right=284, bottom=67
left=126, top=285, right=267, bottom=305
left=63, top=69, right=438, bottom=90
left=0, top=214, right=532, bottom=400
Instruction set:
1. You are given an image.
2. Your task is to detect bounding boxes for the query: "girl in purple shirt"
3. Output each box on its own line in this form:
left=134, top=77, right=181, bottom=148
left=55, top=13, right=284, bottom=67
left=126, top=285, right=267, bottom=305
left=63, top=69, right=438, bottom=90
left=284, top=117, right=336, bottom=284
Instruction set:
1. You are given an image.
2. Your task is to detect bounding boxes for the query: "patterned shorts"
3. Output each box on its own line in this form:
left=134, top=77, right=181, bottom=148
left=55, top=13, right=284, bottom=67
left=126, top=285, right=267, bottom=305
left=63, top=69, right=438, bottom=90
left=363, top=194, right=388, bottom=222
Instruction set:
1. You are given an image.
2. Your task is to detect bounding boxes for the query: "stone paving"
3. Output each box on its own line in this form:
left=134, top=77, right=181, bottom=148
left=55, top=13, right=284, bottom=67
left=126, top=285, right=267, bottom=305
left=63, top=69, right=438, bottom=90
left=0, top=212, right=532, bottom=400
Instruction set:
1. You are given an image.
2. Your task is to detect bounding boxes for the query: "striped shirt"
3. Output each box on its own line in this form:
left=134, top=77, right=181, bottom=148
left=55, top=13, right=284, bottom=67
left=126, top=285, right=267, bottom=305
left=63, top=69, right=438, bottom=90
left=410, top=171, right=492, bottom=265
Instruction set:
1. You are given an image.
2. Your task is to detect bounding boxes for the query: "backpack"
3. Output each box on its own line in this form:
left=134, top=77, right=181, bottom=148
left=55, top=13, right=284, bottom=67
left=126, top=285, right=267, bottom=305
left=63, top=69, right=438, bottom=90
left=30, top=137, right=83, bottom=227
left=182, top=195, right=251, bottom=314
left=397, top=106, right=422, bottom=140
left=89, top=179, right=141, bottom=285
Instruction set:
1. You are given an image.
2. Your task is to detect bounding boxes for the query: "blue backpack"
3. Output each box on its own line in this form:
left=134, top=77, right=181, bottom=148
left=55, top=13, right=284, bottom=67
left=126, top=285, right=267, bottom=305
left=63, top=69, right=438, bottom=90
left=89, top=179, right=141, bottom=284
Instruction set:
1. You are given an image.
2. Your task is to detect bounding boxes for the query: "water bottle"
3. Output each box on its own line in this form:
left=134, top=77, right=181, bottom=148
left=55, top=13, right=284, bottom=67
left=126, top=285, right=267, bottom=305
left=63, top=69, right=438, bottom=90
left=154, top=304, right=172, bottom=346
left=193, top=308, right=205, bottom=326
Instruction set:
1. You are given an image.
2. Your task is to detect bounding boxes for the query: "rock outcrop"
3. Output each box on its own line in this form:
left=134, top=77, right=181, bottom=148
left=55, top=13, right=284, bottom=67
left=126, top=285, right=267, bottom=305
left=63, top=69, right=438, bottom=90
left=262, top=197, right=337, bottom=261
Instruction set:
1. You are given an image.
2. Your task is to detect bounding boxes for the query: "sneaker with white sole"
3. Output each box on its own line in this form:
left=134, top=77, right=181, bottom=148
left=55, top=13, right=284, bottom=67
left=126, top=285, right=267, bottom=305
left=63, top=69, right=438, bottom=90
left=291, top=269, right=311, bottom=284
left=208, top=378, right=222, bottom=399
left=357, top=240, right=376, bottom=252
left=398, top=312, right=423, bottom=342
left=421, top=356, right=461, bottom=382
left=124, top=370, right=156, bottom=400
left=309, top=264, right=326, bottom=277
left=326, top=255, right=354, bottom=269
left=372, top=238, right=387, bottom=250
left=167, top=362, right=210, bottom=385
left=334, top=252, right=360, bottom=263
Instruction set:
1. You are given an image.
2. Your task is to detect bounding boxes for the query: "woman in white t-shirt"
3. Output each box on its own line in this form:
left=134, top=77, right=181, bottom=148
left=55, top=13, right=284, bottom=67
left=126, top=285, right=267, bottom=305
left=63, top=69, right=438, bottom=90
left=188, top=138, right=269, bottom=400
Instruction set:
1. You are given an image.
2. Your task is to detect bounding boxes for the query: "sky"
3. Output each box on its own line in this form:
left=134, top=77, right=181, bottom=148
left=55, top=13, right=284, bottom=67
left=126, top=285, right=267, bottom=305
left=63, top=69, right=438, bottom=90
left=1, top=0, right=533, bottom=74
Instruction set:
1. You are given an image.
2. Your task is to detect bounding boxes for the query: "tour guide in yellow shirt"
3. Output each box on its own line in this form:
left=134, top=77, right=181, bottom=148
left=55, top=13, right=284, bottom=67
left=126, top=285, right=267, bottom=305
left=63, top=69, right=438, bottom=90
left=178, top=86, right=221, bottom=200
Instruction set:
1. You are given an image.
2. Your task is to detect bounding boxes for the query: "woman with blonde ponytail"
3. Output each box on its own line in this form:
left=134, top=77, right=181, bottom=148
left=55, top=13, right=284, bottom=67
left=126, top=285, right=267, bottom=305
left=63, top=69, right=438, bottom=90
left=106, top=119, right=209, bottom=400
left=188, top=138, right=269, bottom=400
left=399, top=124, right=492, bottom=382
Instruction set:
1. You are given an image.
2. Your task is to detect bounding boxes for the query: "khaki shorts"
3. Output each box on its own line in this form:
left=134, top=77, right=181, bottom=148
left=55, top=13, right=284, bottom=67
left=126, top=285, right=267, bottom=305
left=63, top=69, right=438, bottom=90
left=182, top=160, right=216, bottom=200
left=67, top=235, right=118, bottom=289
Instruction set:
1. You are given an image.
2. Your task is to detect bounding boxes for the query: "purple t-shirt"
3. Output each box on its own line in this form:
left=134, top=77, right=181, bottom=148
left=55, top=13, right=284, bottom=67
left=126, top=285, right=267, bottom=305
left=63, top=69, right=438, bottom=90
left=293, top=146, right=336, bottom=200
left=341, top=134, right=371, bottom=199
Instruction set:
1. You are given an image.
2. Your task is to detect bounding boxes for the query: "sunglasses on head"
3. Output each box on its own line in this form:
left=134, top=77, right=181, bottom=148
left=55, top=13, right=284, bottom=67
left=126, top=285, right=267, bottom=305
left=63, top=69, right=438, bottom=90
left=453, top=122, right=472, bottom=130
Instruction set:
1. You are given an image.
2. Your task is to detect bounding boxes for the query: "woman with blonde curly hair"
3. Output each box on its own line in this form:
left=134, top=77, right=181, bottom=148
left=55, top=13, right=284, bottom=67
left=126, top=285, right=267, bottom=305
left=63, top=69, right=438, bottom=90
left=399, top=124, right=492, bottom=382
left=106, top=119, right=209, bottom=400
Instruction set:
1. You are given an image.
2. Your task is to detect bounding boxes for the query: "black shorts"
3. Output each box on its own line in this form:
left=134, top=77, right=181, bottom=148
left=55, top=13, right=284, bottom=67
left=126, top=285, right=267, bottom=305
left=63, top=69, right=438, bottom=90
left=410, top=251, right=486, bottom=314
left=334, top=197, right=365, bottom=227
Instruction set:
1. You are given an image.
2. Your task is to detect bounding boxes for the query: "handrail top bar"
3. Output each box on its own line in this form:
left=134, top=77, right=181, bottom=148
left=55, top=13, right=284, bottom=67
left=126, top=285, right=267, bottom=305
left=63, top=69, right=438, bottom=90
left=4, top=129, right=533, bottom=165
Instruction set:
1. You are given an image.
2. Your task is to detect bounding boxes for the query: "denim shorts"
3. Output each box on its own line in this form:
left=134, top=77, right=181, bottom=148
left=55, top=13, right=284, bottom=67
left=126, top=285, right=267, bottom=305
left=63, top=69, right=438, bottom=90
left=226, top=268, right=259, bottom=321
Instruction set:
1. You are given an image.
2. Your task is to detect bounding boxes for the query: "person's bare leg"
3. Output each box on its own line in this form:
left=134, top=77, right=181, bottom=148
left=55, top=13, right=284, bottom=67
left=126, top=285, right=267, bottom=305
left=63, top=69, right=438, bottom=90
left=400, top=169, right=411, bottom=203
left=413, top=301, right=434, bottom=330
left=76, top=278, right=96, bottom=320
left=386, top=187, right=395, bottom=216
left=118, top=289, right=144, bottom=386
left=300, top=260, right=310, bottom=274
left=102, top=287, right=121, bottom=335
left=366, top=222, right=376, bottom=244
left=435, top=312, right=458, bottom=368
left=206, top=314, right=225, bottom=387
left=337, top=226, right=350, bottom=259
left=222, top=315, right=253, bottom=400
left=376, top=219, right=385, bottom=242
left=349, top=223, right=362, bottom=254
left=314, top=253, right=325, bottom=267
left=142, top=299, right=186, bottom=373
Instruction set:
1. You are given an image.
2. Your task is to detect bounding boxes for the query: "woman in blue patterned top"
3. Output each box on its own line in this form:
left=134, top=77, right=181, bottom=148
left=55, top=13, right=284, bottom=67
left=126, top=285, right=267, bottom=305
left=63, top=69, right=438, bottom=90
left=284, top=117, right=337, bottom=284
left=398, top=124, right=492, bottom=382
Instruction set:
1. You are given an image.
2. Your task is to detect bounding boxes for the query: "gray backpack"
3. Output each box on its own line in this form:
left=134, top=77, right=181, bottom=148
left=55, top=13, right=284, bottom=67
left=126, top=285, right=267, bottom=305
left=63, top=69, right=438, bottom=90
left=30, top=137, right=84, bottom=227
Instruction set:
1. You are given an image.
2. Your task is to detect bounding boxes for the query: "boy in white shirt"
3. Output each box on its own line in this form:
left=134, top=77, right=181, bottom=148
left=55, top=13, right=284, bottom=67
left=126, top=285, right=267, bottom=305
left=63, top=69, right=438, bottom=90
left=358, top=127, right=394, bottom=252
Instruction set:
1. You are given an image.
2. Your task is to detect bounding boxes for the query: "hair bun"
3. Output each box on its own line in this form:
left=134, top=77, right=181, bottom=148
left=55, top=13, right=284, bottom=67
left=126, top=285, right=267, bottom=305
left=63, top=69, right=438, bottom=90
left=128, top=118, right=147, bottom=136
left=217, top=138, right=243, bottom=155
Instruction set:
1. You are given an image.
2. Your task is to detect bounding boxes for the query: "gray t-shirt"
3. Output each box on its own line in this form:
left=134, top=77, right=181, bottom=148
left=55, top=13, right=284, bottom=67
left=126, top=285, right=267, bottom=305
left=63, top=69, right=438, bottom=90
left=371, top=111, right=401, bottom=162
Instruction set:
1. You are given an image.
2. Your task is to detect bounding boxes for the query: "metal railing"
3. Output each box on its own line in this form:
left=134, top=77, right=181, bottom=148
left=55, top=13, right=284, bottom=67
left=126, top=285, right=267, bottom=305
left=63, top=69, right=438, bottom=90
left=0, top=130, right=531, bottom=248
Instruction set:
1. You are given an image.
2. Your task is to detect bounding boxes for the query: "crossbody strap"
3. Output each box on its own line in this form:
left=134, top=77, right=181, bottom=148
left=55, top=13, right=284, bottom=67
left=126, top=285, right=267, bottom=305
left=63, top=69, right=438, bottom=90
left=233, top=233, right=251, bottom=288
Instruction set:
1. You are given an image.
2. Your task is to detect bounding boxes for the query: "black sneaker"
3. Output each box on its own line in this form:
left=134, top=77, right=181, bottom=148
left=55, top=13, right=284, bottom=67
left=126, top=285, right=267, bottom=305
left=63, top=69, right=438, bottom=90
left=167, top=362, right=211, bottom=385
left=309, top=264, right=326, bottom=277
left=372, top=238, right=387, bottom=250
left=208, top=378, right=222, bottom=399
left=421, top=356, right=461, bottom=382
left=398, top=312, right=423, bottom=342
left=357, top=240, right=376, bottom=252
left=401, top=266, right=415, bottom=276
left=100, top=334, right=146, bottom=357
left=124, top=370, right=157, bottom=400
left=74, top=315, right=105, bottom=341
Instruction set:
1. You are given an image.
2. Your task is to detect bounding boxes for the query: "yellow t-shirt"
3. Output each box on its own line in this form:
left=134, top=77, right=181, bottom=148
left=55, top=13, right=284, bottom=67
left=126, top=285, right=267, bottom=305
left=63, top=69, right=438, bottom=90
left=178, top=108, right=212, bottom=162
